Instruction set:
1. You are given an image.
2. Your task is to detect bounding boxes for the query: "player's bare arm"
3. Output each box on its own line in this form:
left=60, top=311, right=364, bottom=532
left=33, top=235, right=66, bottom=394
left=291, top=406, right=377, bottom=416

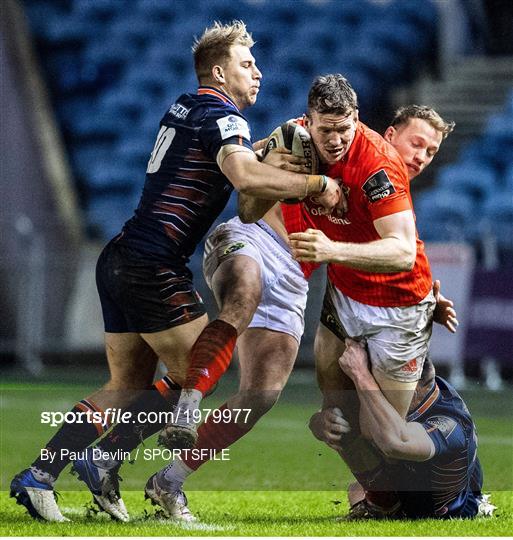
left=339, top=339, right=435, bottom=461
left=219, top=149, right=341, bottom=210
left=237, top=146, right=310, bottom=223
left=289, top=209, right=416, bottom=272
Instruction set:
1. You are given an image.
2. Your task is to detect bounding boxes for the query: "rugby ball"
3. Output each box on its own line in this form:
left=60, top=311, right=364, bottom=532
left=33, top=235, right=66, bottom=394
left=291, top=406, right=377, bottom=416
left=263, top=122, right=319, bottom=175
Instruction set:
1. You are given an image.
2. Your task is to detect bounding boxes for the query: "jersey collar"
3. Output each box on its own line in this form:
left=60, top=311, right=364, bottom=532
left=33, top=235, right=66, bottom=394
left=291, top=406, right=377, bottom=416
left=197, top=86, right=239, bottom=111
left=407, top=381, right=440, bottom=423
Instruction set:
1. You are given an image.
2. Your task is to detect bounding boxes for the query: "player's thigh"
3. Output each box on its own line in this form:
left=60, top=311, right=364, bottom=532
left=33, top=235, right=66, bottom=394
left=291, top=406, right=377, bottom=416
left=314, top=323, right=354, bottom=396
left=141, top=313, right=209, bottom=384
left=237, top=328, right=298, bottom=391
left=210, top=255, right=262, bottom=332
left=371, top=368, right=417, bottom=419
left=89, top=332, right=159, bottom=410
left=204, top=219, right=294, bottom=333
left=104, top=332, right=158, bottom=387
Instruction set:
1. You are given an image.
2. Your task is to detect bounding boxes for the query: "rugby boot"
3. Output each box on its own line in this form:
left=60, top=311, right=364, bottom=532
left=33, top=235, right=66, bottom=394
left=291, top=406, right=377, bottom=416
left=144, top=473, right=196, bottom=521
left=158, top=423, right=198, bottom=451
left=343, top=498, right=402, bottom=521
left=72, top=454, right=129, bottom=522
left=476, top=494, right=497, bottom=517
left=10, top=469, right=69, bottom=522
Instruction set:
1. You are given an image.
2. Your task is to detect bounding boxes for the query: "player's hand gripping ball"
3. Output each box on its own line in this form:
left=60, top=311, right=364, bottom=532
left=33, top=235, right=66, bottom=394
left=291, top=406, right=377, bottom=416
left=263, top=122, right=320, bottom=203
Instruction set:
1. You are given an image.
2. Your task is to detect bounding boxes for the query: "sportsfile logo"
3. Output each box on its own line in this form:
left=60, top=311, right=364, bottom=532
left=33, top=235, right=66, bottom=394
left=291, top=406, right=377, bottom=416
left=40, top=407, right=252, bottom=427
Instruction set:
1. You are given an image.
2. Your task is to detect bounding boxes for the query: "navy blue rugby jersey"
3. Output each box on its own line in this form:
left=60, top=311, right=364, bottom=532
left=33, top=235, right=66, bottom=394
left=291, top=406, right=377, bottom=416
left=118, top=87, right=253, bottom=262
left=392, top=376, right=481, bottom=519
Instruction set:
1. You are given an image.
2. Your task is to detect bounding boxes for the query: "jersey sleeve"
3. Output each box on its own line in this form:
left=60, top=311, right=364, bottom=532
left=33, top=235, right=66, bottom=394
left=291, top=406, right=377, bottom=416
left=199, top=108, right=253, bottom=163
left=421, top=414, right=467, bottom=458
left=361, top=165, right=412, bottom=221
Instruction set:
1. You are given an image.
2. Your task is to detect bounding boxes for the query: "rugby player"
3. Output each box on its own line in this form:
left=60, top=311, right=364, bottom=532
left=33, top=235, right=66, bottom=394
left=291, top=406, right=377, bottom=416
left=9, top=21, right=341, bottom=522
left=69, top=81, right=454, bottom=520
left=161, top=77, right=455, bottom=444
left=311, top=338, right=494, bottom=519
left=285, top=88, right=456, bottom=516
left=77, top=94, right=455, bottom=519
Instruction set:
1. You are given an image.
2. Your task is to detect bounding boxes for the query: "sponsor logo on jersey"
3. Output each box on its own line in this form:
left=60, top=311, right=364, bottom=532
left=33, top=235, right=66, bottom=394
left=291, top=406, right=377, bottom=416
left=169, top=103, right=190, bottom=119
left=305, top=204, right=351, bottom=224
left=362, top=169, right=396, bottom=203
left=223, top=241, right=246, bottom=255
left=217, top=115, right=251, bottom=141
left=426, top=415, right=458, bottom=439
left=327, top=214, right=351, bottom=225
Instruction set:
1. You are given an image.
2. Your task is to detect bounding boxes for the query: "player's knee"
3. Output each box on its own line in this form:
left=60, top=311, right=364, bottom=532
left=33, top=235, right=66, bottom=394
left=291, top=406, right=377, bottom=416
left=218, top=294, right=261, bottom=333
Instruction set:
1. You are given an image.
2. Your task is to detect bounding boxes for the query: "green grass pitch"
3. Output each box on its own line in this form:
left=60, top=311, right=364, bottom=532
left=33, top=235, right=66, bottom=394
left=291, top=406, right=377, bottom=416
left=1, top=372, right=512, bottom=536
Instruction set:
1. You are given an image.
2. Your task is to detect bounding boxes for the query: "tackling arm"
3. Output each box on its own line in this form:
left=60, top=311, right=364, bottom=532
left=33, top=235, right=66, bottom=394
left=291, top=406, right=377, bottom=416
left=237, top=146, right=308, bottom=223
left=220, top=149, right=337, bottom=201
left=339, top=339, right=435, bottom=462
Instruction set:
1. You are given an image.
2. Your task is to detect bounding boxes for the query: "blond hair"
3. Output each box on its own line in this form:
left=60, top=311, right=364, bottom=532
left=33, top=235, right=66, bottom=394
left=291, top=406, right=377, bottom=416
left=391, top=105, right=455, bottom=139
left=192, top=20, right=254, bottom=82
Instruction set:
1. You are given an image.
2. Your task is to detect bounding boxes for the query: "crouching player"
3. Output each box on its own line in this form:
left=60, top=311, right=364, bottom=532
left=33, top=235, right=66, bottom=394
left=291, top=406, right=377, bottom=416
left=310, top=339, right=496, bottom=519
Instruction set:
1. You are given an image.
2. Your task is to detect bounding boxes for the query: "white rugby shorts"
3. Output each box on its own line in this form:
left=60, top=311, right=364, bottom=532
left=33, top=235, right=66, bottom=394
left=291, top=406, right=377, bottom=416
left=322, top=280, right=436, bottom=382
left=203, top=217, right=308, bottom=343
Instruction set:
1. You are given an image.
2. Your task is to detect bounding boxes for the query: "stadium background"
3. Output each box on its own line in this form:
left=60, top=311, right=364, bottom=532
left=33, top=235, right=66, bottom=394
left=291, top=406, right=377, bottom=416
left=1, top=0, right=512, bottom=535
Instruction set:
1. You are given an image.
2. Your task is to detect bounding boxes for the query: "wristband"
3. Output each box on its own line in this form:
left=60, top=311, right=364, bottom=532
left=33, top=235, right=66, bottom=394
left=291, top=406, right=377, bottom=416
left=305, top=175, right=328, bottom=196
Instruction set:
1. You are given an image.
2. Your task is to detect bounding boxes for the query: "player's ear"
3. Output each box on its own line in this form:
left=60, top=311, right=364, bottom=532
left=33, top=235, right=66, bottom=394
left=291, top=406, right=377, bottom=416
left=383, top=126, right=395, bottom=143
left=212, top=65, right=225, bottom=84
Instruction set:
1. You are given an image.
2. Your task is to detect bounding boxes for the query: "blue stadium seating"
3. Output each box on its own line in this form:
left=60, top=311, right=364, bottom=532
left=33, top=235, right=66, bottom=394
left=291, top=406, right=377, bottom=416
left=416, top=90, right=513, bottom=249
left=505, top=164, right=513, bottom=191
left=86, top=193, right=140, bottom=240
left=23, top=0, right=441, bottom=241
left=436, top=163, right=497, bottom=203
left=87, top=163, right=139, bottom=192
left=480, top=193, right=513, bottom=251
left=415, top=189, right=477, bottom=242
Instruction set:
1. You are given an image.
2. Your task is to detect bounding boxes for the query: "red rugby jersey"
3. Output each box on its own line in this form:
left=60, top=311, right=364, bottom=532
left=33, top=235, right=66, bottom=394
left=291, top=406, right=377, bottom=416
left=282, top=121, right=432, bottom=307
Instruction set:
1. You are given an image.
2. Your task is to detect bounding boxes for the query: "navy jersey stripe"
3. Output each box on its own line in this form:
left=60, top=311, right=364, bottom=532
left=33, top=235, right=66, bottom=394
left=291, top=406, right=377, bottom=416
left=117, top=87, right=253, bottom=262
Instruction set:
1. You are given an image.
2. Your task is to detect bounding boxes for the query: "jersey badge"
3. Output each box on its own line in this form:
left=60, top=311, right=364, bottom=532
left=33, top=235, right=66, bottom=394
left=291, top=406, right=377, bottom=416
left=169, top=103, right=190, bottom=119
left=224, top=241, right=246, bottom=255
left=362, top=169, right=396, bottom=203
left=217, top=115, right=251, bottom=141
left=425, top=415, right=457, bottom=439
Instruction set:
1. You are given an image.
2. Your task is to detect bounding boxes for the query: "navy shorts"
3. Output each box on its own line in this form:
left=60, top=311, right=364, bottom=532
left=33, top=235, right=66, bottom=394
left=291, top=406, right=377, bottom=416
left=96, top=240, right=206, bottom=333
